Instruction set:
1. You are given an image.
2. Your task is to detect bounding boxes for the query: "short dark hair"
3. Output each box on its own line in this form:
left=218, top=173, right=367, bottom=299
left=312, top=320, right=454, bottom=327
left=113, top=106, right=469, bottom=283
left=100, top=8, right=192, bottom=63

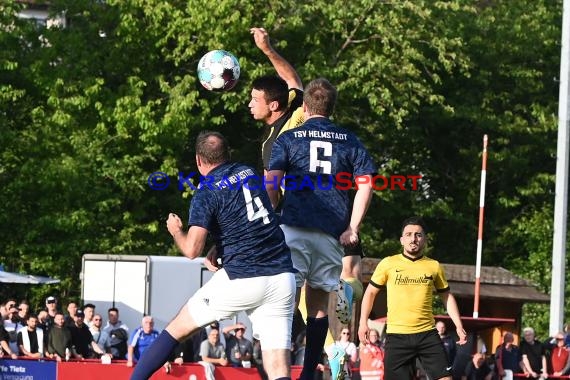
left=108, top=307, right=119, bottom=314
left=303, top=78, right=337, bottom=117
left=251, top=75, right=289, bottom=112
left=83, top=303, right=95, bottom=310
left=401, top=216, right=427, bottom=234
left=195, top=131, right=230, bottom=165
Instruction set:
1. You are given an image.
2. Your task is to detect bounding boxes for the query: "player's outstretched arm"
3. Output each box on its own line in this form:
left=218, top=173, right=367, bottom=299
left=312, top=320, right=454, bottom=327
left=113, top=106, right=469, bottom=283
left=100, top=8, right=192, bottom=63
left=440, top=291, right=467, bottom=345
left=250, top=27, right=302, bottom=90
left=167, top=213, right=207, bottom=259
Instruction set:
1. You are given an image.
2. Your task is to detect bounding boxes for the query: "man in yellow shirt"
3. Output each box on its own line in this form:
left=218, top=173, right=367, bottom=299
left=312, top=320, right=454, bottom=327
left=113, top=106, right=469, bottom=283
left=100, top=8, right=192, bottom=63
left=358, top=216, right=467, bottom=380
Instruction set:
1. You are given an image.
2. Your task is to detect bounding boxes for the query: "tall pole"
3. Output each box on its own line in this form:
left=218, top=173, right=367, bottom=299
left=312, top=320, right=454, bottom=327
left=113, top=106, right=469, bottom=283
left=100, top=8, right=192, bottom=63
left=473, top=135, right=488, bottom=319
left=550, top=0, right=570, bottom=337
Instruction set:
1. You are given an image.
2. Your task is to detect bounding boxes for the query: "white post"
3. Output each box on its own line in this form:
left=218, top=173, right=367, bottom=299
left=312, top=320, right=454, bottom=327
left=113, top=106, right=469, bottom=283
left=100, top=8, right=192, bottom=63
left=550, top=0, right=570, bottom=337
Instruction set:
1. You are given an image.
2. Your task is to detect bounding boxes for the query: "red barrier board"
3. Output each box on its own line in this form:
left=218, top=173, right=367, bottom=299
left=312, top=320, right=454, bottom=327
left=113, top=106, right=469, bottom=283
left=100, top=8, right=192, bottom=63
left=57, top=360, right=265, bottom=380
left=0, top=359, right=296, bottom=379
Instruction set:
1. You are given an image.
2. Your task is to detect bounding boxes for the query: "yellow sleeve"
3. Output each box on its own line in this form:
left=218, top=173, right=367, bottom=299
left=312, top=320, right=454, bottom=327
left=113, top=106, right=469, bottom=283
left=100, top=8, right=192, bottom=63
left=370, top=257, right=390, bottom=286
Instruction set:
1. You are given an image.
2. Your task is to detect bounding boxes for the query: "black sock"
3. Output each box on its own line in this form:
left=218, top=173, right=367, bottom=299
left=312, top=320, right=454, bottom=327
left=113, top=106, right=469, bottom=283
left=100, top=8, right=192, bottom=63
left=299, top=316, right=328, bottom=380
left=130, top=330, right=178, bottom=380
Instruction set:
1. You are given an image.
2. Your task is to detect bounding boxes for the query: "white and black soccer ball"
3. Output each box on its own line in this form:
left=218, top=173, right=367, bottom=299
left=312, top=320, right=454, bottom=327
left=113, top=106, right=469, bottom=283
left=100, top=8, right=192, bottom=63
left=197, top=49, right=240, bottom=91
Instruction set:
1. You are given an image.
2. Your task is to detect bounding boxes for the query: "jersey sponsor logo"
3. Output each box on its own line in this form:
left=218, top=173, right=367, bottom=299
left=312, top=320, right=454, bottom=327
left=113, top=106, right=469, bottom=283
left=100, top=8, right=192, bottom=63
left=393, top=274, right=433, bottom=285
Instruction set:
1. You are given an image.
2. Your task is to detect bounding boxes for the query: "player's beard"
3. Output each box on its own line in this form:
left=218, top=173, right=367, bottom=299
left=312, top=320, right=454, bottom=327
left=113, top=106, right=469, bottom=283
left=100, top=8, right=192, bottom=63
left=404, top=243, right=423, bottom=257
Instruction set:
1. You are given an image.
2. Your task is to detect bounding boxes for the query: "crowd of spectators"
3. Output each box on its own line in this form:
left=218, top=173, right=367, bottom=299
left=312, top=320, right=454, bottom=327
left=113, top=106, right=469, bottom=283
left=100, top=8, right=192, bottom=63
left=0, top=296, right=127, bottom=362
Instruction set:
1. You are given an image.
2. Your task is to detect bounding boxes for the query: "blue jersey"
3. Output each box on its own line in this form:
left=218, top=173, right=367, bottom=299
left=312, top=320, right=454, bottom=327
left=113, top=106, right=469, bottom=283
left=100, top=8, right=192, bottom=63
left=269, top=117, right=377, bottom=239
left=188, top=162, right=294, bottom=280
left=129, top=328, right=159, bottom=361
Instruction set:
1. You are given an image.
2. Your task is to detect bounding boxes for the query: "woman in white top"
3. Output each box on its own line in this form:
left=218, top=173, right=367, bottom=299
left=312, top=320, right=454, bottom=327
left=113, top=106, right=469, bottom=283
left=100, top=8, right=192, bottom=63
left=326, top=328, right=358, bottom=379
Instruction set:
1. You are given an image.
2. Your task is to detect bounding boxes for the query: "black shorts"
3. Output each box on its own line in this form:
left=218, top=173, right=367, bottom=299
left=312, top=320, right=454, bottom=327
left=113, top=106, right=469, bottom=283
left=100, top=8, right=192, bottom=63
left=343, top=238, right=364, bottom=258
left=384, top=329, right=450, bottom=380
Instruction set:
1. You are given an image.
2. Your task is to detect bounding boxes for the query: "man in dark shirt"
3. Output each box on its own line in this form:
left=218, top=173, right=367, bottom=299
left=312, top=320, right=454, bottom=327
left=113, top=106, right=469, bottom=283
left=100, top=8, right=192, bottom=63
left=494, top=332, right=522, bottom=378
left=46, top=312, right=74, bottom=361
left=68, top=309, right=106, bottom=359
left=520, top=327, right=548, bottom=379
left=436, top=320, right=457, bottom=368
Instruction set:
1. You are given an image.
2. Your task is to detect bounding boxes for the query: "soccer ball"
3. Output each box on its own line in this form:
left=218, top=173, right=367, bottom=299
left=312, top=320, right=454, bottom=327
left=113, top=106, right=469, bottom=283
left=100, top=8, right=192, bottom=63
left=197, top=50, right=240, bottom=91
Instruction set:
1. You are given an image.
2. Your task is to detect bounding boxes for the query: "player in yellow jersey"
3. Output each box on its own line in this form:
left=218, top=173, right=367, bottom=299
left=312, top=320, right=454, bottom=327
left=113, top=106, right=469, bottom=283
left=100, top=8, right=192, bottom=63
left=358, top=216, right=467, bottom=380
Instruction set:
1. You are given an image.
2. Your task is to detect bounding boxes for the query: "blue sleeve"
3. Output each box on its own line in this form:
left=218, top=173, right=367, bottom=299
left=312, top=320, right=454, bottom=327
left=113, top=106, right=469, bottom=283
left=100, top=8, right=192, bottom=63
left=128, top=329, right=139, bottom=346
left=352, top=140, right=377, bottom=176
left=188, top=188, right=216, bottom=229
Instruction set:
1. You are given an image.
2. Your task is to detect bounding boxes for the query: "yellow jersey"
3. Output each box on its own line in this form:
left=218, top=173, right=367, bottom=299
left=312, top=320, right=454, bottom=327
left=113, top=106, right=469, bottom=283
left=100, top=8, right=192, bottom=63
left=369, top=254, right=450, bottom=334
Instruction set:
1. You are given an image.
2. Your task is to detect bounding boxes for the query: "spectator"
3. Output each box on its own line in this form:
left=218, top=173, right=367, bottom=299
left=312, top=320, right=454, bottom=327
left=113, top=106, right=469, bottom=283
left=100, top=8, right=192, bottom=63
left=17, top=314, right=43, bottom=358
left=199, top=328, right=228, bottom=380
left=64, top=301, right=78, bottom=327
left=0, top=300, right=8, bottom=320
left=188, top=325, right=210, bottom=362
left=82, top=303, right=96, bottom=327
left=89, top=313, right=111, bottom=354
left=549, top=331, right=570, bottom=377
left=0, top=323, right=18, bottom=359
left=68, top=309, right=106, bottom=359
left=126, top=315, right=159, bottom=367
left=2, top=299, right=17, bottom=317
left=520, top=327, right=548, bottom=380
left=494, top=331, right=522, bottom=380
left=437, top=320, right=457, bottom=369
left=46, top=312, right=75, bottom=361
left=36, top=310, right=48, bottom=328
left=206, top=321, right=225, bottom=349
left=44, top=296, right=59, bottom=333
left=108, top=327, right=129, bottom=360
left=3, top=302, right=24, bottom=354
left=103, top=307, right=129, bottom=335
left=326, top=328, right=358, bottom=380
left=359, top=328, right=385, bottom=380
left=17, top=300, right=30, bottom=324
left=462, top=353, right=492, bottom=380
left=223, top=323, right=253, bottom=368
